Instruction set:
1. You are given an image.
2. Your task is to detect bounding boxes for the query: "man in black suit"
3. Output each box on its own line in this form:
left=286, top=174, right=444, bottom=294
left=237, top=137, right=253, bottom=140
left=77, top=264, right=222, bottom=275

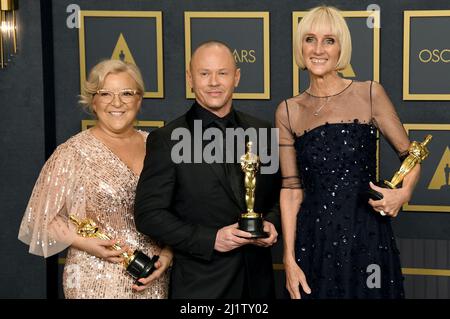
left=134, top=41, right=280, bottom=299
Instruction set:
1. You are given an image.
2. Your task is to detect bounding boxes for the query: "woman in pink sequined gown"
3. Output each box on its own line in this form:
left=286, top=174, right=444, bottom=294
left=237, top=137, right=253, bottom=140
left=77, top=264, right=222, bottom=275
left=18, top=60, right=171, bottom=299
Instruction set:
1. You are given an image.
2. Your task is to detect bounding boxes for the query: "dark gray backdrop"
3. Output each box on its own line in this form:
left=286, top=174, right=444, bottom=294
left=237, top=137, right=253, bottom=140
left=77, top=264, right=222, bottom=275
left=1, top=0, right=450, bottom=299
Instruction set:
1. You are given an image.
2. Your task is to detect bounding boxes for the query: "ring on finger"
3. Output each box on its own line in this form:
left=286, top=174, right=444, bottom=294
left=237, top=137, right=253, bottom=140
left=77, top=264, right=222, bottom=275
left=380, top=210, right=386, bottom=216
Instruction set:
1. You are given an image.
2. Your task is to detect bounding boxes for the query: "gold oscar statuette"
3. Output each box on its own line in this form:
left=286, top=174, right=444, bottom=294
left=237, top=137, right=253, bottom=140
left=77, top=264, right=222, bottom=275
left=238, top=142, right=268, bottom=238
left=368, top=135, right=432, bottom=200
left=69, top=215, right=159, bottom=285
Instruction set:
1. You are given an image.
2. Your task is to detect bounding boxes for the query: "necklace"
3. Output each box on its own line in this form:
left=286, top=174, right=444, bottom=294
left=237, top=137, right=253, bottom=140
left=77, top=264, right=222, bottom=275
left=313, top=97, right=329, bottom=116
left=305, top=80, right=353, bottom=117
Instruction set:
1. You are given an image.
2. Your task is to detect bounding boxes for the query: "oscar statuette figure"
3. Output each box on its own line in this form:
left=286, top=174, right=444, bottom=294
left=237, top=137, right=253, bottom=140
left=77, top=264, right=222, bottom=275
left=69, top=215, right=159, bottom=285
left=368, top=135, right=432, bottom=201
left=238, top=142, right=268, bottom=238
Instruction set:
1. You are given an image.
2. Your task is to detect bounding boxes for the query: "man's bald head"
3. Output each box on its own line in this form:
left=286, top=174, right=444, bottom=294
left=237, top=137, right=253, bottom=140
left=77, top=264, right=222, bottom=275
left=190, top=41, right=237, bottom=71
left=186, top=40, right=241, bottom=117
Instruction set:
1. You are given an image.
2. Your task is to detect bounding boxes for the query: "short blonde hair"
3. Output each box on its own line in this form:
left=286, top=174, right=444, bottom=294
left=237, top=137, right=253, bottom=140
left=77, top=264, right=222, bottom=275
left=79, top=59, right=145, bottom=113
left=294, top=6, right=352, bottom=71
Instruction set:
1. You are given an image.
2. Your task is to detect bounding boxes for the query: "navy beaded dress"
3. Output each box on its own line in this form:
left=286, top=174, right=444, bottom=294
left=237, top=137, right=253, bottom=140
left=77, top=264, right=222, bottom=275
left=276, top=81, right=409, bottom=299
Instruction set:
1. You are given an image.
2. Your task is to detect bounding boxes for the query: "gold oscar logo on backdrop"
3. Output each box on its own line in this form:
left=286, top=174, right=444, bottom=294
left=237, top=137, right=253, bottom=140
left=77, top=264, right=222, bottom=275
left=404, top=11, right=450, bottom=100
left=233, top=49, right=256, bottom=63
left=339, top=64, right=356, bottom=77
left=428, top=146, right=450, bottom=190
left=111, top=33, right=137, bottom=65
left=418, top=49, right=450, bottom=63
left=79, top=11, right=164, bottom=98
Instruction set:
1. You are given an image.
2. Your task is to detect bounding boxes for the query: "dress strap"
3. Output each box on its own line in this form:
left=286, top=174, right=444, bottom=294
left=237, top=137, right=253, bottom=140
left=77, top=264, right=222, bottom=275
left=284, top=99, right=294, bottom=137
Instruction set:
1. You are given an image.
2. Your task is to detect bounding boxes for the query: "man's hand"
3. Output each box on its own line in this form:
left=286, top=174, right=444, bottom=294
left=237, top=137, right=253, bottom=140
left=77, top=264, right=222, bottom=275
left=214, top=223, right=253, bottom=252
left=251, top=221, right=278, bottom=247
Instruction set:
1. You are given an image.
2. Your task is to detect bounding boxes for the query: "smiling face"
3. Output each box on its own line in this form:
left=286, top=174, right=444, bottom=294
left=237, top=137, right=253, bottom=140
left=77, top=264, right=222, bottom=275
left=187, top=44, right=241, bottom=117
left=302, top=28, right=341, bottom=77
left=294, top=6, right=351, bottom=74
left=92, top=72, right=142, bottom=135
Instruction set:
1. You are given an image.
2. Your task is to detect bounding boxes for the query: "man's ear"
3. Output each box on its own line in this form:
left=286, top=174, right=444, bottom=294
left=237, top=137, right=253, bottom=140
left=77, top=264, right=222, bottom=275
left=186, top=69, right=193, bottom=90
left=234, top=68, right=241, bottom=87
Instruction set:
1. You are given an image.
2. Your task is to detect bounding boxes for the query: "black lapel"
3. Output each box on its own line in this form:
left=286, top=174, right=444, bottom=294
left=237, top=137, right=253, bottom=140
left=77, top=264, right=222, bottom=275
left=228, top=164, right=246, bottom=212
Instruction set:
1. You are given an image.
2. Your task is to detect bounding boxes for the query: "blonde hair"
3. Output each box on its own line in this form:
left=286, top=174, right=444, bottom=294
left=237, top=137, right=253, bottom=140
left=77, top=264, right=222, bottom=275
left=79, top=59, right=145, bottom=113
left=294, top=6, right=352, bottom=71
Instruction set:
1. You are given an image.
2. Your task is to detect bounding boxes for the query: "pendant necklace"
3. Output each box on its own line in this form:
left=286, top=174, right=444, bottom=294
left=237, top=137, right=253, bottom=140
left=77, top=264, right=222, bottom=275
left=305, top=80, right=354, bottom=116
left=313, top=97, right=329, bottom=116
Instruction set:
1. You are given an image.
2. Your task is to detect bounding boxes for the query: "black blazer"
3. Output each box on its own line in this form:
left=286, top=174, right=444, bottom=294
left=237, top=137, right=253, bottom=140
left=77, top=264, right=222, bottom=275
left=134, top=105, right=281, bottom=299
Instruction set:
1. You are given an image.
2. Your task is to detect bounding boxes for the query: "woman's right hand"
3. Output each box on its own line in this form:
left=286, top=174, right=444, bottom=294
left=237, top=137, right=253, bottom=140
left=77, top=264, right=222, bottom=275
left=72, top=236, right=128, bottom=263
left=284, top=258, right=311, bottom=299
left=132, top=247, right=173, bottom=292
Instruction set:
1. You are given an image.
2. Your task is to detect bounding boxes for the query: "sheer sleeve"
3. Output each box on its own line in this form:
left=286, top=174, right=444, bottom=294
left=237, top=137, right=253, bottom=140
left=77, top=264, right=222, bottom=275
left=371, top=81, right=410, bottom=160
left=18, top=142, right=86, bottom=257
left=275, top=100, right=303, bottom=189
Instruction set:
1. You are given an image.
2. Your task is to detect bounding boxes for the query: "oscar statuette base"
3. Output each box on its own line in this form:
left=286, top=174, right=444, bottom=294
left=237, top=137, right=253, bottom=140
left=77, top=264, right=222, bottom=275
left=239, top=216, right=268, bottom=239
left=126, top=251, right=159, bottom=286
left=366, top=181, right=389, bottom=200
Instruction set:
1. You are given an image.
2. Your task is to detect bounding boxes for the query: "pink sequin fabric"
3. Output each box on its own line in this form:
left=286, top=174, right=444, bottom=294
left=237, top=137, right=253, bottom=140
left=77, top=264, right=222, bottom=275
left=18, top=129, right=169, bottom=299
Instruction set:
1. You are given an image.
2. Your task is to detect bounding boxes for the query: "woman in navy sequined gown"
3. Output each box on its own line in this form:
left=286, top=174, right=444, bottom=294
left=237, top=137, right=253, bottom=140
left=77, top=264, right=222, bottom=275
left=276, top=6, right=421, bottom=299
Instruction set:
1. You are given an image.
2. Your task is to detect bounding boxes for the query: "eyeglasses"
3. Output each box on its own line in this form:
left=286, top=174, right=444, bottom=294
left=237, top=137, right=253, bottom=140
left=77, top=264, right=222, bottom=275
left=94, top=89, right=140, bottom=104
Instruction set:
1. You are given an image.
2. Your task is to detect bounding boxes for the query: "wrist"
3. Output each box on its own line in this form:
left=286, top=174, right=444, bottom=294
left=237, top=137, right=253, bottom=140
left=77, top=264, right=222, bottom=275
left=159, top=253, right=173, bottom=267
left=283, top=253, right=296, bottom=265
left=400, top=187, right=413, bottom=202
left=71, top=235, right=87, bottom=250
